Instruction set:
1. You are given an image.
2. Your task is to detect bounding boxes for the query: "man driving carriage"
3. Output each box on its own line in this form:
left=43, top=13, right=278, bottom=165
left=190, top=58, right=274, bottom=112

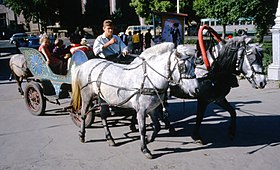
left=93, top=20, right=134, bottom=63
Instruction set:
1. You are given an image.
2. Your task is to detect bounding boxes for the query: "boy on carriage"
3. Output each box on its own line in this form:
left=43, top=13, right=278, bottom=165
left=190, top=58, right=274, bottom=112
left=93, top=19, right=134, bottom=63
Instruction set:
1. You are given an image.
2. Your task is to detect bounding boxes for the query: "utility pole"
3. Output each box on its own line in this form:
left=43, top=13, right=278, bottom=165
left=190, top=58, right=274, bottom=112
left=268, top=0, right=280, bottom=80
left=177, top=0, right=179, bottom=13
left=110, top=0, right=117, bottom=15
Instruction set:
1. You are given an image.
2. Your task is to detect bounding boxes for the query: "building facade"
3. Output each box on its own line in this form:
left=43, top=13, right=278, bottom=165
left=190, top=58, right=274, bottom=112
left=0, top=0, right=139, bottom=38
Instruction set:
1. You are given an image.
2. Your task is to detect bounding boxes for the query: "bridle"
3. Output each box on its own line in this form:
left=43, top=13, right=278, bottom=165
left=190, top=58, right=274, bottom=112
left=141, top=49, right=196, bottom=87
left=235, top=44, right=265, bottom=83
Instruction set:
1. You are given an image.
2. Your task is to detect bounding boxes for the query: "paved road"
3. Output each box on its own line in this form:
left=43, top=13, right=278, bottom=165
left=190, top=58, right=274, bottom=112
left=0, top=77, right=280, bottom=170
left=0, top=40, right=280, bottom=170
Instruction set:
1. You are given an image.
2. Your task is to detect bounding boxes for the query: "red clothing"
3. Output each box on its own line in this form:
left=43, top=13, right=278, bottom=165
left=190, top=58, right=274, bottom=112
left=38, top=45, right=60, bottom=63
left=39, top=44, right=65, bottom=74
left=70, top=44, right=92, bottom=54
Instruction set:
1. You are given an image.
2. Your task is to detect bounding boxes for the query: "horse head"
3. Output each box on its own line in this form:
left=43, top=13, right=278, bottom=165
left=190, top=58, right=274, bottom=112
left=232, top=36, right=266, bottom=89
left=171, top=44, right=199, bottom=97
left=138, top=42, right=199, bottom=97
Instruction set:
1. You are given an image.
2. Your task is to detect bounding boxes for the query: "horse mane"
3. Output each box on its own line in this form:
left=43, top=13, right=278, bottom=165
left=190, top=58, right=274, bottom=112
left=139, top=42, right=174, bottom=60
left=176, top=44, right=196, bottom=59
left=211, top=37, right=244, bottom=74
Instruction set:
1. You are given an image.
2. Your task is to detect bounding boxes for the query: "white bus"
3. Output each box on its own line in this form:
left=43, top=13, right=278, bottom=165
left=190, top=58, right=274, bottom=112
left=125, top=25, right=161, bottom=36
left=200, top=18, right=257, bottom=35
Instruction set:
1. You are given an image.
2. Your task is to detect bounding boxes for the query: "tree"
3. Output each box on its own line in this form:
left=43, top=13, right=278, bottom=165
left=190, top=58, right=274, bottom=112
left=194, top=0, right=246, bottom=38
left=4, top=0, right=60, bottom=32
left=130, top=0, right=174, bottom=24
left=193, top=0, right=278, bottom=41
left=3, top=0, right=85, bottom=34
left=247, top=0, right=278, bottom=42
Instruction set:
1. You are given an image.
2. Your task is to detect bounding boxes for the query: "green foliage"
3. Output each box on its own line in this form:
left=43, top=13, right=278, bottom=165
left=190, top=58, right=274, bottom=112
left=130, top=0, right=174, bottom=24
left=4, top=0, right=59, bottom=28
left=262, top=42, right=273, bottom=74
left=193, top=0, right=278, bottom=41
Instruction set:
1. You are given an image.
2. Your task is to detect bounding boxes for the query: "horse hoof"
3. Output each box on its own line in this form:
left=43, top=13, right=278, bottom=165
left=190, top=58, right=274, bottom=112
left=194, top=139, right=204, bottom=145
left=191, top=135, right=204, bottom=145
left=79, top=137, right=85, bottom=143
left=168, top=126, right=176, bottom=134
left=144, top=152, right=153, bottom=159
left=142, top=149, right=153, bottom=159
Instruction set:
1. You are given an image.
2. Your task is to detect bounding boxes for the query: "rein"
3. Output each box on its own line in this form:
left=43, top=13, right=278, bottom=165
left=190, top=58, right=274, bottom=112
left=80, top=49, right=191, bottom=109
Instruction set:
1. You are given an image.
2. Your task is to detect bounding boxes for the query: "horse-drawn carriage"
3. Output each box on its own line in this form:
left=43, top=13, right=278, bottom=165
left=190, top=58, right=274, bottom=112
left=17, top=48, right=95, bottom=127
left=10, top=26, right=267, bottom=159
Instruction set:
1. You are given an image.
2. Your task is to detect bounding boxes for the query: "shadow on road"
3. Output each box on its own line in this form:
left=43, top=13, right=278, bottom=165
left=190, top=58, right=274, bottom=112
left=78, top=99, right=280, bottom=158
left=151, top=100, right=280, bottom=158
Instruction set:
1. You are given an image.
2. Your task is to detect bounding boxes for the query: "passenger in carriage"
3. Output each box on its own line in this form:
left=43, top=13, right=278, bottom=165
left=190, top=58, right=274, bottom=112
left=93, top=19, right=134, bottom=63
left=80, top=37, right=92, bottom=48
left=67, top=33, right=92, bottom=55
left=52, top=38, right=69, bottom=75
left=38, top=35, right=64, bottom=75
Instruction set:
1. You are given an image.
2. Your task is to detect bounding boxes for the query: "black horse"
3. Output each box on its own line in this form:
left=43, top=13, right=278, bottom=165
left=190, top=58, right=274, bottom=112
left=167, top=36, right=266, bottom=144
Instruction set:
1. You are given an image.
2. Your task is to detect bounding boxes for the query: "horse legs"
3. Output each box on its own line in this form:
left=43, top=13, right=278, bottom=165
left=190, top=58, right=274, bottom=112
left=79, top=114, right=86, bottom=143
left=79, top=95, right=92, bottom=143
left=137, top=109, right=153, bottom=159
left=17, top=76, right=24, bottom=95
left=148, top=110, right=161, bottom=143
left=159, top=110, right=175, bottom=133
left=215, top=98, right=236, bottom=139
left=9, top=73, right=13, bottom=81
left=130, top=110, right=138, bottom=132
left=79, top=97, right=92, bottom=143
left=192, top=98, right=208, bottom=145
left=100, top=104, right=116, bottom=146
left=12, top=72, right=24, bottom=95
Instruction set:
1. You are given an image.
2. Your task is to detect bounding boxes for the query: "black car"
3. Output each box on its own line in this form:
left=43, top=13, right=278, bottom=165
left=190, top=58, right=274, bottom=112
left=9, top=33, right=28, bottom=46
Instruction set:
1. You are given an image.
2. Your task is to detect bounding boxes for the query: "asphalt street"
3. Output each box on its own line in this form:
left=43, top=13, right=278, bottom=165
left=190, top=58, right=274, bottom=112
left=0, top=40, right=279, bottom=170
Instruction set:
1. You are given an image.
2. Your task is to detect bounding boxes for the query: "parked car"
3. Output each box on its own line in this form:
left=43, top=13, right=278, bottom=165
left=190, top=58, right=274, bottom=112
left=9, top=33, right=28, bottom=45
left=27, top=36, right=40, bottom=49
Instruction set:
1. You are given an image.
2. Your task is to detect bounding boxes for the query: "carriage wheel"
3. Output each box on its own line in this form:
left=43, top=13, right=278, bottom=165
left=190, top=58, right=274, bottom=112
left=24, top=82, right=46, bottom=116
left=70, top=107, right=95, bottom=128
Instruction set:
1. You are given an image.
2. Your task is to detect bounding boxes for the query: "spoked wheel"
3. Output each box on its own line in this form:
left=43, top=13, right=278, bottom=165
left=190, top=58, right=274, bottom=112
left=24, top=81, right=46, bottom=116
left=70, top=106, right=95, bottom=128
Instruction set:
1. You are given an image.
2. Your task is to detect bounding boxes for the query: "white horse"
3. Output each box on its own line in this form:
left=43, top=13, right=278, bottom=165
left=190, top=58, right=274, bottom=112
left=71, top=42, right=199, bottom=159
left=9, top=54, right=32, bottom=95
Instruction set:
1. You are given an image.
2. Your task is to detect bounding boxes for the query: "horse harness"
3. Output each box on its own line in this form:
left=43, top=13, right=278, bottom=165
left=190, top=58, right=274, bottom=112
left=81, top=49, right=194, bottom=109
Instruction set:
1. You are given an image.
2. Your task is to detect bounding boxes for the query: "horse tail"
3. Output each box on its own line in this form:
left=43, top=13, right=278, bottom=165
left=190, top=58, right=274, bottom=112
left=9, top=55, right=19, bottom=81
left=71, top=67, right=81, bottom=111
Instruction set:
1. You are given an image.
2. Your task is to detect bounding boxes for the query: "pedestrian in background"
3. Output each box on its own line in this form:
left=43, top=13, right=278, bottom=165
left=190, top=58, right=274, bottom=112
left=132, top=31, right=140, bottom=54
left=170, top=23, right=181, bottom=48
left=145, top=29, right=152, bottom=49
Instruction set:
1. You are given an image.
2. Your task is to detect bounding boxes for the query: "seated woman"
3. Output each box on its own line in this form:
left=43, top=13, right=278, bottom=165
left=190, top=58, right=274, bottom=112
left=39, top=35, right=64, bottom=75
